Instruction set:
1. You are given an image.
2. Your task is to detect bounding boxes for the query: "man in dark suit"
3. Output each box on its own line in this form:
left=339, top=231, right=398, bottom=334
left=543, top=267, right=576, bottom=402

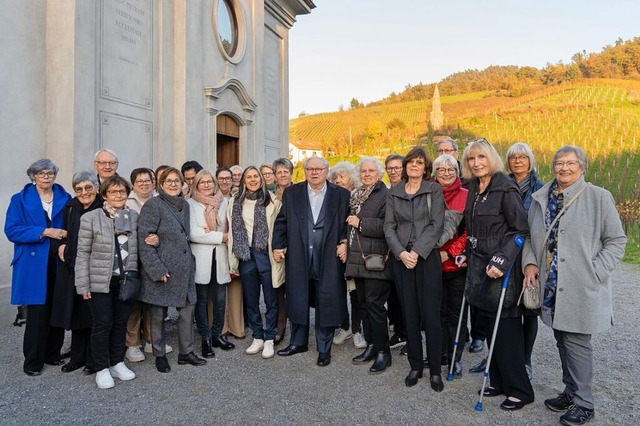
left=272, top=156, right=350, bottom=366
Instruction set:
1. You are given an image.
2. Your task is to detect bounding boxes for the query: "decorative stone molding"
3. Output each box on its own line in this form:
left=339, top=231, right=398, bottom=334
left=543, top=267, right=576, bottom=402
left=265, top=0, right=314, bottom=29
left=204, top=77, right=257, bottom=125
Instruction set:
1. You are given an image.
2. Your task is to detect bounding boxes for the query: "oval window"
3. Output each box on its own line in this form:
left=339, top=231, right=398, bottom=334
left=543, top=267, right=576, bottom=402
left=217, top=0, right=237, bottom=57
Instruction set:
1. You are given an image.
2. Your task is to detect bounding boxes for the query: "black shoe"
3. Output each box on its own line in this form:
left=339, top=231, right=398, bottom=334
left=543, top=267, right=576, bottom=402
left=156, top=356, right=171, bottom=373
left=369, top=352, right=392, bottom=374
left=545, top=392, right=574, bottom=412
left=500, top=397, right=530, bottom=411
left=24, top=368, right=42, bottom=376
left=274, top=335, right=284, bottom=347
left=450, top=360, right=462, bottom=379
left=469, top=357, right=487, bottom=373
left=389, top=333, right=406, bottom=349
left=178, top=352, right=207, bottom=366
left=478, top=386, right=504, bottom=397
left=82, top=366, right=96, bottom=375
left=44, top=359, right=64, bottom=366
left=212, top=335, right=235, bottom=351
left=201, top=338, right=216, bottom=358
left=404, top=370, right=423, bottom=387
left=352, top=344, right=375, bottom=365
left=469, top=339, right=484, bottom=353
left=441, top=353, right=449, bottom=366
left=430, top=374, right=444, bottom=392
left=317, top=352, right=331, bottom=367
left=277, top=344, right=308, bottom=357
left=61, top=361, right=85, bottom=373
left=400, top=344, right=407, bottom=356
left=559, top=405, right=594, bottom=425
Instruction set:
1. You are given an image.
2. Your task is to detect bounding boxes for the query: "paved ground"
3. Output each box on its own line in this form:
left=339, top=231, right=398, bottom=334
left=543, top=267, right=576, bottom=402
left=0, top=263, right=639, bottom=425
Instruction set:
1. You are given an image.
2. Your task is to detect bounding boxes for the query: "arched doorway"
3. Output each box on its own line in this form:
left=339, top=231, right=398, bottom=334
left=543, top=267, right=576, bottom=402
left=216, top=114, right=240, bottom=167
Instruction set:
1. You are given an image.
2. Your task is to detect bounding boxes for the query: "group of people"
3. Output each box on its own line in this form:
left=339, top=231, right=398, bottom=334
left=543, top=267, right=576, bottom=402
left=5, top=139, right=626, bottom=425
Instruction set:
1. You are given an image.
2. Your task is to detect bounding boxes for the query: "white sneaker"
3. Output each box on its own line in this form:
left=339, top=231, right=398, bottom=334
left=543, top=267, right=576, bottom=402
left=96, top=368, right=115, bottom=389
left=109, top=361, right=136, bottom=381
left=144, top=342, right=173, bottom=354
left=353, top=332, right=367, bottom=349
left=333, top=328, right=353, bottom=345
left=126, top=346, right=145, bottom=363
left=262, top=340, right=275, bottom=359
left=245, top=338, right=264, bottom=355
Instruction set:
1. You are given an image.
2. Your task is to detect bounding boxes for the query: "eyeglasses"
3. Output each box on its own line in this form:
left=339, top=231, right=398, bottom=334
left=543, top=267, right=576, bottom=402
left=218, top=176, right=232, bottom=182
left=305, top=167, right=326, bottom=174
left=36, top=171, right=56, bottom=178
left=107, top=189, right=127, bottom=196
left=386, top=167, right=402, bottom=173
left=198, top=180, right=214, bottom=186
left=164, top=179, right=182, bottom=186
left=74, top=185, right=95, bottom=194
left=262, top=172, right=274, bottom=177
left=95, top=161, right=118, bottom=167
left=554, top=160, right=580, bottom=170
left=134, top=179, right=152, bottom=185
left=509, top=156, right=529, bottom=163
left=436, top=168, right=457, bottom=175
left=437, top=149, right=457, bottom=155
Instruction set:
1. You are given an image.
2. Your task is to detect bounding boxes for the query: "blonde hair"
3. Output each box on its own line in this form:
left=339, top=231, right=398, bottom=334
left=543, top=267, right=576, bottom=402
left=461, top=139, right=504, bottom=180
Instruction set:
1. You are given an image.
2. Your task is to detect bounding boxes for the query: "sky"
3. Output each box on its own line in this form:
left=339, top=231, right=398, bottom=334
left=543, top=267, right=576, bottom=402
left=288, top=0, right=640, bottom=117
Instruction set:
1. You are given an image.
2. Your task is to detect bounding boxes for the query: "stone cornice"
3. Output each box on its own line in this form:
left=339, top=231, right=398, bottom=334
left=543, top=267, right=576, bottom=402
left=264, top=0, right=314, bottom=29
left=204, top=78, right=257, bottom=125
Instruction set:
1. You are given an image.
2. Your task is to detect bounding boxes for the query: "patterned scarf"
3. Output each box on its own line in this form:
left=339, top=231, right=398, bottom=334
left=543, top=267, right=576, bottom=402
left=516, top=174, right=531, bottom=196
left=192, top=189, right=224, bottom=231
left=349, top=182, right=377, bottom=215
left=543, top=180, right=563, bottom=314
left=231, top=189, right=269, bottom=261
left=103, top=201, right=133, bottom=235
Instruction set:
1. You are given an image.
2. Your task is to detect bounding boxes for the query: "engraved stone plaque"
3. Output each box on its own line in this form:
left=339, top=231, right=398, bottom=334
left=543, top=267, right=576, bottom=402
left=100, top=111, right=153, bottom=173
left=100, top=0, right=153, bottom=109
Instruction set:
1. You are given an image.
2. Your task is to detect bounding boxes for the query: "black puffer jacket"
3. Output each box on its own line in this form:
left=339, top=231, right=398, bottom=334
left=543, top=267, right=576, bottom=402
left=345, top=181, right=393, bottom=281
left=464, top=172, right=529, bottom=318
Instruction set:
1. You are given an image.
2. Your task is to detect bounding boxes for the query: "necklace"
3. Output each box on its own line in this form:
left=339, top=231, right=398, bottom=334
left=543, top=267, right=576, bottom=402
left=39, top=192, right=53, bottom=204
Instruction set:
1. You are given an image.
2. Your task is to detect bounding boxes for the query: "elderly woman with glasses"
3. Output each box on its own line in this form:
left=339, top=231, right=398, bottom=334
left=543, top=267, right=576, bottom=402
left=5, top=159, right=72, bottom=376
left=457, top=138, right=534, bottom=410
left=50, top=171, right=102, bottom=375
left=138, top=167, right=205, bottom=373
left=523, top=146, right=625, bottom=425
left=75, top=175, right=139, bottom=389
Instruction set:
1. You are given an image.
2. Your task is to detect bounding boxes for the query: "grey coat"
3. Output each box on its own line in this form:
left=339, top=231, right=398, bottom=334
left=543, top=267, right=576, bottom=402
left=75, top=208, right=139, bottom=295
left=523, top=176, right=626, bottom=334
left=137, top=191, right=196, bottom=307
left=384, top=179, right=445, bottom=260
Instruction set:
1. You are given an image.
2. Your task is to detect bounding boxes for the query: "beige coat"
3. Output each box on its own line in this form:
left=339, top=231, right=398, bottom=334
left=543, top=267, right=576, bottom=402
left=523, top=176, right=626, bottom=334
left=227, top=193, right=284, bottom=288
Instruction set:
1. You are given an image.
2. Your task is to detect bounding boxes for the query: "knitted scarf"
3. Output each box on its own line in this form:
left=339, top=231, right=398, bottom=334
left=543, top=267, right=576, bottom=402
left=441, top=177, right=462, bottom=210
left=543, top=180, right=562, bottom=313
left=103, top=201, right=133, bottom=235
left=231, top=189, right=269, bottom=261
left=192, top=189, right=225, bottom=231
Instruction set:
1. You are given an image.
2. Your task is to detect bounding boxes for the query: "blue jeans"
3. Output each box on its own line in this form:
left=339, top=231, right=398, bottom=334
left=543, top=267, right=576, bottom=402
left=239, top=250, right=277, bottom=340
left=195, top=267, right=227, bottom=339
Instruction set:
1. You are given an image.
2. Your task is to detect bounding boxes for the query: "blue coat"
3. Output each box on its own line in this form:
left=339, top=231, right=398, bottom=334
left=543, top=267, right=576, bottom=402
left=4, top=183, right=71, bottom=305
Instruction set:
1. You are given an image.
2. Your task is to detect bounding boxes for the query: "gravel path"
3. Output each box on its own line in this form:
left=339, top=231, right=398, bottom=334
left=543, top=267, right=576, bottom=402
left=0, top=263, right=638, bottom=425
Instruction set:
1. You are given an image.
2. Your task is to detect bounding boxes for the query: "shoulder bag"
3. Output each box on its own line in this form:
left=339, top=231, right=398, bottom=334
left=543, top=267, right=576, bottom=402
left=355, top=230, right=388, bottom=271
left=114, top=233, right=140, bottom=302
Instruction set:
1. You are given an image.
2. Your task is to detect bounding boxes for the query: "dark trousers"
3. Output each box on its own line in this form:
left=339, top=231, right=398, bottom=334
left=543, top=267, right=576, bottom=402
left=239, top=251, right=277, bottom=341
left=339, top=289, right=362, bottom=334
left=23, top=303, right=65, bottom=372
left=89, top=279, right=132, bottom=371
left=276, top=284, right=287, bottom=338
left=484, top=314, right=535, bottom=402
left=355, top=278, right=391, bottom=353
left=393, top=250, right=443, bottom=374
left=440, top=269, right=468, bottom=363
left=470, top=306, right=487, bottom=342
left=387, top=266, right=406, bottom=337
left=290, top=279, right=336, bottom=354
left=70, top=328, right=93, bottom=367
left=195, top=283, right=227, bottom=339
left=523, top=313, right=538, bottom=366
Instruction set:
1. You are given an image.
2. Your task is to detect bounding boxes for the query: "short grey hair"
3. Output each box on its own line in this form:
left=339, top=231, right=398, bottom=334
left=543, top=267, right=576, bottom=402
left=357, top=156, right=384, bottom=179
left=438, top=137, right=458, bottom=151
left=230, top=165, right=244, bottom=173
left=506, top=142, right=537, bottom=173
left=27, top=159, right=59, bottom=181
left=72, top=171, right=99, bottom=188
left=303, top=156, right=329, bottom=170
left=329, top=161, right=360, bottom=189
left=553, top=145, right=588, bottom=173
left=272, top=157, right=293, bottom=173
left=94, top=148, right=119, bottom=162
left=433, top=154, right=459, bottom=173
left=385, top=153, right=404, bottom=167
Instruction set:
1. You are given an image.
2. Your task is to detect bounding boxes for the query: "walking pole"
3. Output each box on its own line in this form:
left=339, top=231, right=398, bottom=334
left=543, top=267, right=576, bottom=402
left=447, top=294, right=466, bottom=381
left=475, top=235, right=525, bottom=412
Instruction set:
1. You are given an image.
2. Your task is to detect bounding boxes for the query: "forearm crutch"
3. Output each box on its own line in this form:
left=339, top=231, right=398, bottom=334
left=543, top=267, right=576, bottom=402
left=447, top=294, right=466, bottom=381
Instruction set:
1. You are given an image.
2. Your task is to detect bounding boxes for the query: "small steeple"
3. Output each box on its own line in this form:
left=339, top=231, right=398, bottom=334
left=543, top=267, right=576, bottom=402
left=430, top=84, right=443, bottom=130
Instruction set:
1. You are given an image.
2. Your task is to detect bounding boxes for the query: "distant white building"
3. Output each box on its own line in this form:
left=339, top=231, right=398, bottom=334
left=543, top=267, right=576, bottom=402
left=289, top=139, right=323, bottom=164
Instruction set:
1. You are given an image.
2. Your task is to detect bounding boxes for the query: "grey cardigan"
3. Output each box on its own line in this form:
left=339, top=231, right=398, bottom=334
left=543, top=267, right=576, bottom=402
left=384, top=179, right=445, bottom=260
left=523, top=176, right=626, bottom=334
left=75, top=208, right=139, bottom=295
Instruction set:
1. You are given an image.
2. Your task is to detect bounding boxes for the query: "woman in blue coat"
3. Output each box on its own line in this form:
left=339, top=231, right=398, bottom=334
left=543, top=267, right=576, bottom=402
left=4, top=159, right=71, bottom=376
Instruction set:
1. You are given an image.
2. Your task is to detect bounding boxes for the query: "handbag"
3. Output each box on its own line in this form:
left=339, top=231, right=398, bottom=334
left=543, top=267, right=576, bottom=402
left=114, top=234, right=140, bottom=302
left=465, top=250, right=517, bottom=312
left=355, top=230, right=388, bottom=271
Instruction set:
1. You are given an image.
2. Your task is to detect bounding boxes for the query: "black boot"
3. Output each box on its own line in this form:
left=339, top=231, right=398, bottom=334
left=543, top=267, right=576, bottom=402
left=369, top=351, right=392, bottom=374
left=201, top=338, right=215, bottom=358
left=352, top=344, right=375, bottom=365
